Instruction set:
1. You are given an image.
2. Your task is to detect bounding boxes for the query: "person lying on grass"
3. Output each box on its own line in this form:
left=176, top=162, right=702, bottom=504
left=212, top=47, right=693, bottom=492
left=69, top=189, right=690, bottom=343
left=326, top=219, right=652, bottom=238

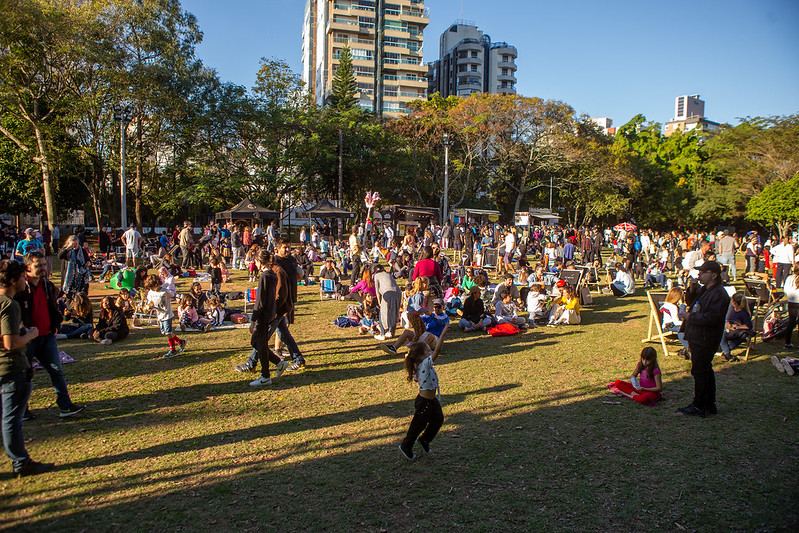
left=381, top=299, right=450, bottom=356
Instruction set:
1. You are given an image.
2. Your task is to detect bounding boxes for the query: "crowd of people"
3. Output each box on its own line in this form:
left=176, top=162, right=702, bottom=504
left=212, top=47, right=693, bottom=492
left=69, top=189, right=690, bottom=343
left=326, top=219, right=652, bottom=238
left=1, top=216, right=797, bottom=474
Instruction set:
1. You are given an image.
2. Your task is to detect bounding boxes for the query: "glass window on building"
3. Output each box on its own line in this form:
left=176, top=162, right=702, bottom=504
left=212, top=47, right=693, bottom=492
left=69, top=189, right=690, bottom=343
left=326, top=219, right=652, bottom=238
left=470, top=64, right=477, bottom=72
left=470, top=50, right=478, bottom=58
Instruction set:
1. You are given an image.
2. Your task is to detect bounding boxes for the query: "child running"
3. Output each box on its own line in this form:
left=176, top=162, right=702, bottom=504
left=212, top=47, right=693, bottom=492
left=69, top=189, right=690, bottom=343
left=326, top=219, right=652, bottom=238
left=607, top=347, right=663, bottom=406
left=399, top=323, right=450, bottom=460
left=144, top=273, right=186, bottom=358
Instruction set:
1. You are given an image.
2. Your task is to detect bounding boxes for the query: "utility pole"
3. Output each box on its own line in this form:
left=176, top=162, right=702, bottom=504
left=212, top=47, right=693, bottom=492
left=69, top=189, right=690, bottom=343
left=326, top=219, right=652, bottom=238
left=442, top=133, right=451, bottom=224
left=113, top=105, right=133, bottom=228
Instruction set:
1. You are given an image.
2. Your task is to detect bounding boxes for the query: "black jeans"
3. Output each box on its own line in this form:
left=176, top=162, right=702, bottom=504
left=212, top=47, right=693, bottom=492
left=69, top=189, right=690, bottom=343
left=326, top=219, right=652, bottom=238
left=401, top=395, right=443, bottom=450
left=689, top=342, right=716, bottom=410
left=785, top=302, right=799, bottom=345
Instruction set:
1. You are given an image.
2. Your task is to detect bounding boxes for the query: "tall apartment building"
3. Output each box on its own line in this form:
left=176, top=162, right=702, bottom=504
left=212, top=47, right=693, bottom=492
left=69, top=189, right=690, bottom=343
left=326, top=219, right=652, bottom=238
left=302, top=0, right=429, bottom=116
left=664, top=94, right=721, bottom=137
left=426, top=21, right=517, bottom=98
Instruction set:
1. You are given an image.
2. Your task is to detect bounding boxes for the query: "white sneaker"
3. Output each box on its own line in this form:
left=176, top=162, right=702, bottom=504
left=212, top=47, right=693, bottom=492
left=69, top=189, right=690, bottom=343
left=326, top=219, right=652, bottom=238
left=100, top=339, right=112, bottom=346
left=772, top=356, right=785, bottom=373
left=374, top=334, right=386, bottom=341
left=783, top=358, right=795, bottom=376
left=55, top=334, right=68, bottom=340
left=249, top=376, right=273, bottom=387
left=274, top=360, right=289, bottom=379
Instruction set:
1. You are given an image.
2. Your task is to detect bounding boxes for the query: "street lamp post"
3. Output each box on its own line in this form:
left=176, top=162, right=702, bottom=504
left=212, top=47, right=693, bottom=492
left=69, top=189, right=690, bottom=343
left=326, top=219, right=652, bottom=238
left=113, top=105, right=133, bottom=228
left=442, top=133, right=451, bottom=224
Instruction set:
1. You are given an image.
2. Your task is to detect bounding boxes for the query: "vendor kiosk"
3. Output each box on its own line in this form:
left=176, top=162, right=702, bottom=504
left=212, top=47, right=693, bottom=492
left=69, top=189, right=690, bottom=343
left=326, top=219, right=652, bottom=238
left=452, top=208, right=501, bottom=226
left=380, top=205, right=440, bottom=238
left=515, top=209, right=559, bottom=229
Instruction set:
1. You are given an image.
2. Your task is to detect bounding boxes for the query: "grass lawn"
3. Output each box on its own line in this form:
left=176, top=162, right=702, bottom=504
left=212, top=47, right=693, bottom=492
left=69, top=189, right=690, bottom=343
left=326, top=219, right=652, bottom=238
left=1, top=262, right=797, bottom=532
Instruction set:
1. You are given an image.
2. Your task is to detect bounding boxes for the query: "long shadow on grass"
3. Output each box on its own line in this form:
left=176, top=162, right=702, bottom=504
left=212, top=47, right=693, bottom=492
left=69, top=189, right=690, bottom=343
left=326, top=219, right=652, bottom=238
left=4, top=363, right=796, bottom=532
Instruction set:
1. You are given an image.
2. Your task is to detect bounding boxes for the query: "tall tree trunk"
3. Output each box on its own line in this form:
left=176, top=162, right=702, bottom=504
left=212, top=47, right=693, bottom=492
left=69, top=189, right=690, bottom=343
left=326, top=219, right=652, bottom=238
left=135, top=115, right=143, bottom=230
left=338, top=126, right=344, bottom=237
left=513, top=191, right=523, bottom=217
left=33, top=126, right=56, bottom=230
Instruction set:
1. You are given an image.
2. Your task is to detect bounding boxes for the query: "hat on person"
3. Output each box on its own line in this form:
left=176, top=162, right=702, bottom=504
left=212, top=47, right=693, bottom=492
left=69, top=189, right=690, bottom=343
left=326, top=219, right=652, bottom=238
left=432, top=298, right=444, bottom=306
left=556, top=279, right=567, bottom=288
left=24, top=228, right=34, bottom=234
left=696, top=260, right=722, bottom=274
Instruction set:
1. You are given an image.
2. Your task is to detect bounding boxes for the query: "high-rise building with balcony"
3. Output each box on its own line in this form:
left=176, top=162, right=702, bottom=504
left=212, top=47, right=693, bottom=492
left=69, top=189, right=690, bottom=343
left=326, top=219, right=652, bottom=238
left=426, top=21, right=517, bottom=98
left=302, top=0, right=429, bottom=116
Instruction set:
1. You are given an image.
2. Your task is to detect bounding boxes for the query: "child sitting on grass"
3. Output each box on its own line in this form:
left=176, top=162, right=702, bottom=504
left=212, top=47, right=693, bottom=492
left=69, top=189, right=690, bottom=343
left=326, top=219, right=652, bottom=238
left=356, top=292, right=380, bottom=335
left=93, top=296, right=129, bottom=345
left=398, top=323, right=451, bottom=460
left=177, top=295, right=211, bottom=332
left=115, top=288, right=135, bottom=318
left=381, top=299, right=449, bottom=356
left=144, top=273, right=186, bottom=358
left=548, top=285, right=581, bottom=326
left=205, top=296, right=225, bottom=328
left=494, top=289, right=528, bottom=328
left=607, top=347, right=663, bottom=405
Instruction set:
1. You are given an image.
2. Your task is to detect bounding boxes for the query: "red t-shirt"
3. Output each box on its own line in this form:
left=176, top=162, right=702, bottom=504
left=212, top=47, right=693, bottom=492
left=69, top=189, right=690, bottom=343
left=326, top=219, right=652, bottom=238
left=29, top=279, right=51, bottom=336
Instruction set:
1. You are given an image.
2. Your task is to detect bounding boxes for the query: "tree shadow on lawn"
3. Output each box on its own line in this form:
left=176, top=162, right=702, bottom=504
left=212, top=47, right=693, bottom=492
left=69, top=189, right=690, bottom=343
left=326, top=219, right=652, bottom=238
left=5, top=364, right=796, bottom=532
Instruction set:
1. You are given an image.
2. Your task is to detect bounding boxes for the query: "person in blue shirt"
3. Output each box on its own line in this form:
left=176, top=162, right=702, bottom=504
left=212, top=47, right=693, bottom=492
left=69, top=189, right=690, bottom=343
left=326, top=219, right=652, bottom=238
left=14, top=229, right=42, bottom=261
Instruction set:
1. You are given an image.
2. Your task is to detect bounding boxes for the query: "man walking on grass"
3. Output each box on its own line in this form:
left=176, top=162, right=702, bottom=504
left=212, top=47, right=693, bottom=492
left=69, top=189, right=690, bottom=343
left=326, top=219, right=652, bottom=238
left=0, top=259, right=54, bottom=477
left=15, top=252, right=84, bottom=419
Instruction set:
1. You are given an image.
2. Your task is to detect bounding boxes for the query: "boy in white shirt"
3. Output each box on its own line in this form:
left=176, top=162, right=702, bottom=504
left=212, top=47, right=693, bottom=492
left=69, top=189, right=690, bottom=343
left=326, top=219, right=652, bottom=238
left=145, top=274, right=186, bottom=358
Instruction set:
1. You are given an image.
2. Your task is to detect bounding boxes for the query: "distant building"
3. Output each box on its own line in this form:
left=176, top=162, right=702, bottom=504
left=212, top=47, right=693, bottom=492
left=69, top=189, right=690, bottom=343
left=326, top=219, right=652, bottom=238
left=302, top=0, right=429, bottom=116
left=590, top=117, right=615, bottom=135
left=426, top=21, right=517, bottom=98
left=664, top=94, right=720, bottom=137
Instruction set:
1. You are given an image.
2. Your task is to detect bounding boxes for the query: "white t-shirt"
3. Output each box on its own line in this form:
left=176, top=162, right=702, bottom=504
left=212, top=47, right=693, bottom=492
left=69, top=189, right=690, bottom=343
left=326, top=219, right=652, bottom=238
left=504, top=232, right=516, bottom=254
left=123, top=228, right=142, bottom=250
left=771, top=243, right=795, bottom=264
left=660, top=301, right=683, bottom=328
left=147, top=290, right=174, bottom=321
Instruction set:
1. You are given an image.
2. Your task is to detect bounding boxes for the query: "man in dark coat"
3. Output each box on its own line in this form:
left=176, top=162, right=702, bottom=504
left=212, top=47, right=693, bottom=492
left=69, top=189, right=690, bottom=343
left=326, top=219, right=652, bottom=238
left=679, top=261, right=730, bottom=417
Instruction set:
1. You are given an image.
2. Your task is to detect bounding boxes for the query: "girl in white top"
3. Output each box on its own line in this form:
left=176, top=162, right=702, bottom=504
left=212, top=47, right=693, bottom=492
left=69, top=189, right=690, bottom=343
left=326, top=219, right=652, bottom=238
left=660, top=287, right=689, bottom=352
left=399, top=324, right=450, bottom=460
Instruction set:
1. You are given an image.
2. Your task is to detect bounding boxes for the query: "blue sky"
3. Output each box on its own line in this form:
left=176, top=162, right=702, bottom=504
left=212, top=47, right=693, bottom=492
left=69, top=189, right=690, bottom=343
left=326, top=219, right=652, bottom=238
left=182, top=0, right=799, bottom=127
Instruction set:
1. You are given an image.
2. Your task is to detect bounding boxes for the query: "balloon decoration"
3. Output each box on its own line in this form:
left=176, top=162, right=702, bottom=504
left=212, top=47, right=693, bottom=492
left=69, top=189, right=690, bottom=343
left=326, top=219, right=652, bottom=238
left=364, top=191, right=380, bottom=231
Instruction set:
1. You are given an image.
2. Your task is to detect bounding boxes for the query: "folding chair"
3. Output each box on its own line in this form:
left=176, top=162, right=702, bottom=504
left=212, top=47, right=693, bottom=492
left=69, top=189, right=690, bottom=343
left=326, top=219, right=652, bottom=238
left=131, top=297, right=157, bottom=329
left=558, top=269, right=583, bottom=287
left=243, top=288, right=258, bottom=315
left=641, top=291, right=680, bottom=358
left=319, top=278, right=338, bottom=300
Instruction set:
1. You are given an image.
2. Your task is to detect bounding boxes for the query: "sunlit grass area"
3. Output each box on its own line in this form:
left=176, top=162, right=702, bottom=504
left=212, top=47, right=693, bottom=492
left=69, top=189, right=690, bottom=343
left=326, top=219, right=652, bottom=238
left=1, top=265, right=796, bottom=531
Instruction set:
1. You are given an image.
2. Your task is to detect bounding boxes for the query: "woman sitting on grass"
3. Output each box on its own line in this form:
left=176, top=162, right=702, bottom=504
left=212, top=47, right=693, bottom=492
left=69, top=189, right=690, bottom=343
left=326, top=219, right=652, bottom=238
left=56, top=292, right=94, bottom=340
left=93, top=296, right=129, bottom=345
left=188, top=282, right=208, bottom=316
left=459, top=266, right=476, bottom=292
left=719, top=292, right=753, bottom=363
left=347, top=268, right=376, bottom=303
left=458, top=286, right=492, bottom=332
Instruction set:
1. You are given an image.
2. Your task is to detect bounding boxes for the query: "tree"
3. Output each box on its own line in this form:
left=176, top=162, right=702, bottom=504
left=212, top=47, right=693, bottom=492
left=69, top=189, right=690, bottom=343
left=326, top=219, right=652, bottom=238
left=329, top=44, right=358, bottom=112
left=746, top=175, right=799, bottom=237
left=0, top=0, right=106, bottom=228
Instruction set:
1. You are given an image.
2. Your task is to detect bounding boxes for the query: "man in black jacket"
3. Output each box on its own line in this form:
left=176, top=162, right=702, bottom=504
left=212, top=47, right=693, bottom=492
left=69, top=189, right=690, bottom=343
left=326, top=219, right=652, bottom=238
left=16, top=252, right=84, bottom=418
left=246, top=249, right=288, bottom=387
left=679, top=261, right=730, bottom=417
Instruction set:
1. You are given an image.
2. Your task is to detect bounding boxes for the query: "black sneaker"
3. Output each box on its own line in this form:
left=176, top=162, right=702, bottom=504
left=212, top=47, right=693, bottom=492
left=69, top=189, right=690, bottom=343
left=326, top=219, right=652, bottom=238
left=59, top=404, right=86, bottom=418
left=706, top=404, right=718, bottom=415
left=417, top=438, right=430, bottom=454
left=677, top=404, right=706, bottom=418
left=15, top=460, right=55, bottom=478
left=22, top=409, right=35, bottom=421
left=235, top=363, right=256, bottom=373
left=398, top=444, right=415, bottom=461
left=380, top=344, right=398, bottom=356
left=784, top=343, right=795, bottom=349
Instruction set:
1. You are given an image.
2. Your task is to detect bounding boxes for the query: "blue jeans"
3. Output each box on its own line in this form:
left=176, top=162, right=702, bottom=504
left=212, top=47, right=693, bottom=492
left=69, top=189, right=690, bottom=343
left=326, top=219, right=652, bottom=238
left=26, top=335, right=73, bottom=410
left=665, top=324, right=689, bottom=349
left=247, top=316, right=303, bottom=367
left=59, top=323, right=93, bottom=339
left=1, top=371, right=32, bottom=470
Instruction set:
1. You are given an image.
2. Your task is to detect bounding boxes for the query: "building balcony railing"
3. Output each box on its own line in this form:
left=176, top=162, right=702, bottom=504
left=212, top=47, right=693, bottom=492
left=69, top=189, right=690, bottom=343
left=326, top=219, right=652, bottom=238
left=490, top=42, right=518, bottom=54
left=497, top=73, right=517, bottom=82
left=496, top=60, right=517, bottom=70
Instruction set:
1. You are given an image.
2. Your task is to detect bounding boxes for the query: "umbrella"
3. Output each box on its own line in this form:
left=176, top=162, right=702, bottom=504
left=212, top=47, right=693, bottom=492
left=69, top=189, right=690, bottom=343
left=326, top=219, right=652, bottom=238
left=614, top=222, right=637, bottom=232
